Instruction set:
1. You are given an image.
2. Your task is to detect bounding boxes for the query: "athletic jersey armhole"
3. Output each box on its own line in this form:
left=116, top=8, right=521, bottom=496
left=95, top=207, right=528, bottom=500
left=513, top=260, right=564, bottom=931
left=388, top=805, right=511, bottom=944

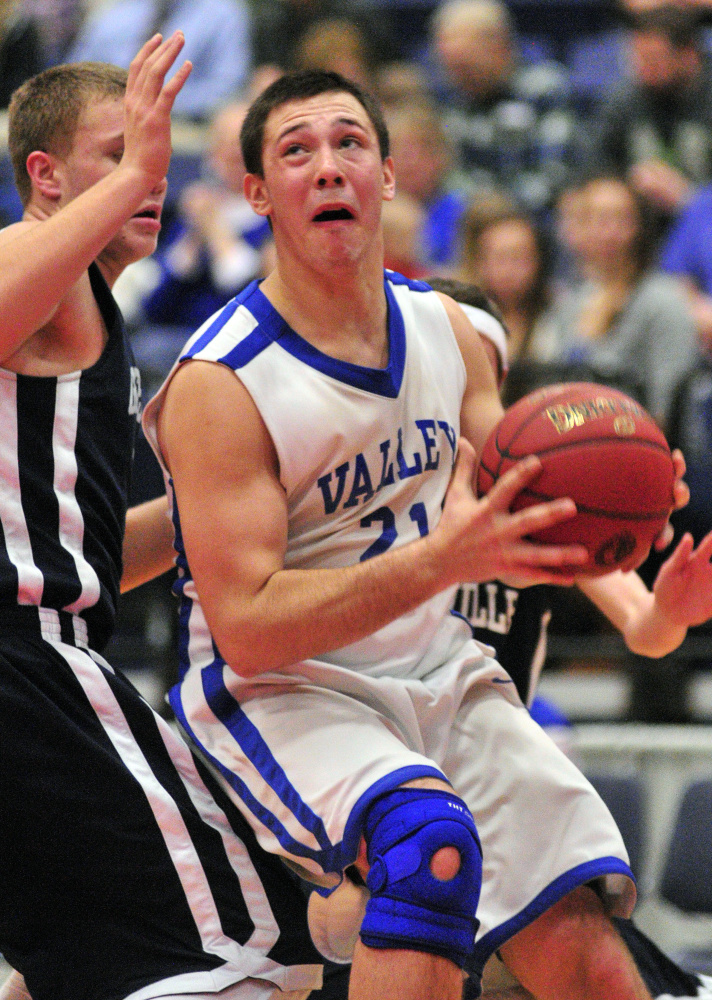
left=142, top=354, right=289, bottom=497
left=424, top=289, right=468, bottom=395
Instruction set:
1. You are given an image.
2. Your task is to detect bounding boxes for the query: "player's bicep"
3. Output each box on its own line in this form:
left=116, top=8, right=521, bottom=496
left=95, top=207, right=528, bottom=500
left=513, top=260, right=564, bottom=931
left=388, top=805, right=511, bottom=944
left=157, top=360, right=287, bottom=634
left=435, top=292, right=504, bottom=455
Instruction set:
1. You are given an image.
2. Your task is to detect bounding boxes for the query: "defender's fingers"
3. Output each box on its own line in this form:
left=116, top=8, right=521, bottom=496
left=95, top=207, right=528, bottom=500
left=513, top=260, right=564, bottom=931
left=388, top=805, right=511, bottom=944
left=134, top=30, right=186, bottom=96
left=127, top=33, right=163, bottom=91
left=691, top=528, right=712, bottom=563
left=661, top=531, right=695, bottom=573
left=161, top=59, right=193, bottom=104
left=672, top=447, right=687, bottom=479
left=672, top=476, right=690, bottom=511
left=653, top=522, right=674, bottom=551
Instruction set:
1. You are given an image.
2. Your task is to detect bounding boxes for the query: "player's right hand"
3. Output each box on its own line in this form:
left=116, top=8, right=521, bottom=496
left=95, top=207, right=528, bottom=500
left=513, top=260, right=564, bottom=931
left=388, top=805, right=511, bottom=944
left=121, top=32, right=192, bottom=190
left=433, top=437, right=589, bottom=588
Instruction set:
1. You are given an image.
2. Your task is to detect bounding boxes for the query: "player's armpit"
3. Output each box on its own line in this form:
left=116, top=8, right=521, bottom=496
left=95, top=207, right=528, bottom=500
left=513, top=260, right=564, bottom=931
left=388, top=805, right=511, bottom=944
left=433, top=292, right=504, bottom=457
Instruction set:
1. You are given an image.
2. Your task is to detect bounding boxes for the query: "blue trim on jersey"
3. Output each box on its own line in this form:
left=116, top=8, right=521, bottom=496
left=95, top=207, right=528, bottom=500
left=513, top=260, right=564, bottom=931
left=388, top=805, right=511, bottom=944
left=187, top=275, right=410, bottom=398
left=200, top=661, right=334, bottom=851
left=384, top=270, right=433, bottom=293
left=248, top=278, right=406, bottom=397
left=181, top=295, right=243, bottom=361
left=468, top=856, right=635, bottom=982
left=170, top=669, right=447, bottom=879
left=450, top=609, right=475, bottom=636
left=168, top=677, right=342, bottom=868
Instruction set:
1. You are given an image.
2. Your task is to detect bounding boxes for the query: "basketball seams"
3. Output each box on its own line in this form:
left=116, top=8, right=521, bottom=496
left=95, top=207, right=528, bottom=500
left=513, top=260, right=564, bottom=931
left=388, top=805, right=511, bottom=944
left=495, top=435, right=673, bottom=463
left=515, top=487, right=672, bottom=520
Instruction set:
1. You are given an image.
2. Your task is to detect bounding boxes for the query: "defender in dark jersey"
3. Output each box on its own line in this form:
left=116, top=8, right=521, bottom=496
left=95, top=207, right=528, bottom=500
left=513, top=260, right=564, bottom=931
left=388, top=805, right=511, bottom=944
left=0, top=38, right=320, bottom=1000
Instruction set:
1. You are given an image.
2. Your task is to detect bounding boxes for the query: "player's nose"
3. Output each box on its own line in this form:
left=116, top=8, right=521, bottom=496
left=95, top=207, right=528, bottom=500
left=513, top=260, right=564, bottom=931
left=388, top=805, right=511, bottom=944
left=152, top=175, right=168, bottom=197
left=315, top=145, right=344, bottom=187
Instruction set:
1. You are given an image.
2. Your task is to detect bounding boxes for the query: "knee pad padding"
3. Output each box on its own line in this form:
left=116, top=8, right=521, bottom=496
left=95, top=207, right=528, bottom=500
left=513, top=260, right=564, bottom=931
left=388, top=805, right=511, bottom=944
left=359, top=787, right=482, bottom=968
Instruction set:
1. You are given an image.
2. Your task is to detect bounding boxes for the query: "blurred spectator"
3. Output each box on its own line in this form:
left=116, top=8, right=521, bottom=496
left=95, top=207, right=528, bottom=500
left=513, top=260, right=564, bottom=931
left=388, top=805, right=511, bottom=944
left=293, top=17, right=373, bottom=89
left=21, top=0, right=85, bottom=65
left=373, top=59, right=432, bottom=112
left=429, top=0, right=577, bottom=218
left=657, top=181, right=712, bottom=541
left=251, top=0, right=397, bottom=74
left=0, top=0, right=43, bottom=108
left=67, top=0, right=251, bottom=120
left=661, top=180, right=712, bottom=304
left=457, top=192, right=555, bottom=367
left=552, top=177, right=592, bottom=288
left=382, top=192, right=428, bottom=279
left=581, top=5, right=712, bottom=223
left=133, top=100, right=271, bottom=331
left=539, top=175, right=698, bottom=429
left=387, top=102, right=468, bottom=270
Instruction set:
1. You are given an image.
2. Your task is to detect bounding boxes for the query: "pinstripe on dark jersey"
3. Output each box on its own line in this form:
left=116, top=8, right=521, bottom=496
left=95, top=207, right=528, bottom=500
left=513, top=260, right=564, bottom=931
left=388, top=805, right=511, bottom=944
left=0, top=265, right=139, bottom=651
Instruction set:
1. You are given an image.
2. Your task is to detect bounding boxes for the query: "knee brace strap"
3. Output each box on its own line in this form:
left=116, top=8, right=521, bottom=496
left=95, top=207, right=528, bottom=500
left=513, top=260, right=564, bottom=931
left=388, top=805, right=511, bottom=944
left=360, top=787, right=482, bottom=968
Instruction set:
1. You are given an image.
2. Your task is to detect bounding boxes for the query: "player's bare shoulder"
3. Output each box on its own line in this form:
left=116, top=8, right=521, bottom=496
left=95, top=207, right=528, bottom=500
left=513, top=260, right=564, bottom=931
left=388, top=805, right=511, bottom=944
left=157, top=358, right=279, bottom=480
left=432, top=290, right=499, bottom=390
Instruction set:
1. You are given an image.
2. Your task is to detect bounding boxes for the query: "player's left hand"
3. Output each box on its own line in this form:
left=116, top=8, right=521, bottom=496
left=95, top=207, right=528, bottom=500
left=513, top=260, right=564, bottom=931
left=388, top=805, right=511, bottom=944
left=653, top=448, right=689, bottom=551
left=653, top=528, right=712, bottom=628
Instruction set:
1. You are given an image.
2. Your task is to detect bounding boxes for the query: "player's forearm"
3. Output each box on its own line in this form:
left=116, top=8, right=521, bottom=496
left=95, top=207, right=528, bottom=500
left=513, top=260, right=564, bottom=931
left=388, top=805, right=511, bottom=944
left=578, top=572, right=686, bottom=658
left=0, top=166, right=154, bottom=361
left=121, top=495, right=175, bottom=592
left=214, top=532, right=448, bottom=677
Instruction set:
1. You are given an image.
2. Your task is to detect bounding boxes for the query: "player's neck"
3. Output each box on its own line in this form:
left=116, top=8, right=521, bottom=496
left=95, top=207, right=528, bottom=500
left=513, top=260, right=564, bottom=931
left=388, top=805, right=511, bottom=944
left=260, top=258, right=389, bottom=368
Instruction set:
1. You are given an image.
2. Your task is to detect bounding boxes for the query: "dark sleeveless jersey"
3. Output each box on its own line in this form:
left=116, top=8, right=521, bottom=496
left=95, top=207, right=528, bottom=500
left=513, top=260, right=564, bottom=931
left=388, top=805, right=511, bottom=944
left=0, top=264, right=141, bottom=651
left=453, top=582, right=552, bottom=704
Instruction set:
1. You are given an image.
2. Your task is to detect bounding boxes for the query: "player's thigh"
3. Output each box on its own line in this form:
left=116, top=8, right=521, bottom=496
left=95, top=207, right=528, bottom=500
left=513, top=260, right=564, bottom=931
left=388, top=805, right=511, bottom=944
left=441, top=686, right=633, bottom=936
left=192, top=679, right=445, bottom=878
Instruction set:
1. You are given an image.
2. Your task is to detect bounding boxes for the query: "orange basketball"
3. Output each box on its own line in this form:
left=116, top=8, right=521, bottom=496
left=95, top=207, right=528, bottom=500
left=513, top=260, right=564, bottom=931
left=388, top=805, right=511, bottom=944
left=476, top=382, right=676, bottom=576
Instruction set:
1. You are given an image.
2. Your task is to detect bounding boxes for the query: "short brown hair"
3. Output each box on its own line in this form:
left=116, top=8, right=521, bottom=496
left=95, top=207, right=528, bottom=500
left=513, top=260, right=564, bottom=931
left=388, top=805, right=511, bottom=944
left=9, top=62, right=127, bottom=205
left=240, top=69, right=389, bottom=178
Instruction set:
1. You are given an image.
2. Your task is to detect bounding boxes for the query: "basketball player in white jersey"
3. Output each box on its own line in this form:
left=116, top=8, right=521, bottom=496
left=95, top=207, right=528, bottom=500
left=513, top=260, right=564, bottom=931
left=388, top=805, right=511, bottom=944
left=145, top=71, right=678, bottom=1000
left=0, top=38, right=321, bottom=1000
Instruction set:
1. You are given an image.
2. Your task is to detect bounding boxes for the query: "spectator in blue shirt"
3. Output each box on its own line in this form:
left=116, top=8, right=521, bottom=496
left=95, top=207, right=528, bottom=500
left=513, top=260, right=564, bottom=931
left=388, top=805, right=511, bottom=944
left=386, top=102, right=469, bottom=270
left=67, top=0, right=251, bottom=120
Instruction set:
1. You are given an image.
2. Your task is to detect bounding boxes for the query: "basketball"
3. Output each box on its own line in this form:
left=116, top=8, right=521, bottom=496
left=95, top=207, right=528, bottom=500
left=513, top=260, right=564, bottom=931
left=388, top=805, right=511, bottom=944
left=476, top=382, right=676, bottom=576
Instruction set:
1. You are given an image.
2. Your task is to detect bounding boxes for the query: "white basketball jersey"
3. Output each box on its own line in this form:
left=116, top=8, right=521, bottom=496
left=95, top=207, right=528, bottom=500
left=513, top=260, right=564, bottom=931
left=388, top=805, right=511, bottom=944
left=144, top=272, right=471, bottom=685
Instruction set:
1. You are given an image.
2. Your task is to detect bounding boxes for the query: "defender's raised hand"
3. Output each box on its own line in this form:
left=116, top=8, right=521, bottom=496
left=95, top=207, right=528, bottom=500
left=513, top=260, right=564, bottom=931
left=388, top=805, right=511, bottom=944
left=121, top=32, right=192, bottom=190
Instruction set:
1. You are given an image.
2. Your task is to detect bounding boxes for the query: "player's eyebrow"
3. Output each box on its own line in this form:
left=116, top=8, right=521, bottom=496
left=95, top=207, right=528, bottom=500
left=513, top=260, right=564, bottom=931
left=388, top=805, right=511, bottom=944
left=276, top=116, right=368, bottom=144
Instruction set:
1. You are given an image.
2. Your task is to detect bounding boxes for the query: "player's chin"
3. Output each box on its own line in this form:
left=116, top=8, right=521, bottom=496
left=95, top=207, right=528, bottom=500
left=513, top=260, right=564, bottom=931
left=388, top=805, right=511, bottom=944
left=122, top=228, right=160, bottom=259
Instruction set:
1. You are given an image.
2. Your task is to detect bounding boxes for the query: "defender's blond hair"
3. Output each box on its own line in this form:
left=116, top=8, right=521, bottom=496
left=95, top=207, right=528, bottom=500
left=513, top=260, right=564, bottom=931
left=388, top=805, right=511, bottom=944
left=9, top=62, right=128, bottom=205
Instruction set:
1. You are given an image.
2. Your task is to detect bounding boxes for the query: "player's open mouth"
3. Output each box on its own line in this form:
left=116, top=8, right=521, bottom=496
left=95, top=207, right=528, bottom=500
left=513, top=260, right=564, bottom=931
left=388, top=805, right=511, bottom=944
left=313, top=208, right=354, bottom=222
left=133, top=209, right=159, bottom=220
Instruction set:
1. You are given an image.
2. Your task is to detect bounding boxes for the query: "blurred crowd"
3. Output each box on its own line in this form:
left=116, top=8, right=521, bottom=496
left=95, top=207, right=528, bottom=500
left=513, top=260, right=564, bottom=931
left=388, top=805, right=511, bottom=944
left=5, top=0, right=712, bottom=715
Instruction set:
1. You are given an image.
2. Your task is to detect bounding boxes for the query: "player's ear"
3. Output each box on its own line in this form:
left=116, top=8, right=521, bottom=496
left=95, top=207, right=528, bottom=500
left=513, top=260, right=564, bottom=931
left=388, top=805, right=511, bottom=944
left=243, top=172, right=272, bottom=217
left=26, top=151, right=63, bottom=203
left=382, top=156, right=396, bottom=203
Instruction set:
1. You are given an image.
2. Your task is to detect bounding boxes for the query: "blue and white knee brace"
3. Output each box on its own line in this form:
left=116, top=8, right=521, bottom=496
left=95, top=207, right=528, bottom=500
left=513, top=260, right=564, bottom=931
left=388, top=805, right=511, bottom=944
left=360, top=786, right=482, bottom=968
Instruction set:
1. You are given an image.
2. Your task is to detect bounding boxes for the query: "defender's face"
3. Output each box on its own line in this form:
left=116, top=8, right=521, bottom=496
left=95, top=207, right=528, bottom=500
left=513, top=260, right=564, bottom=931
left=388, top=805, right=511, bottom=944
left=245, top=92, right=395, bottom=271
left=58, top=97, right=167, bottom=262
